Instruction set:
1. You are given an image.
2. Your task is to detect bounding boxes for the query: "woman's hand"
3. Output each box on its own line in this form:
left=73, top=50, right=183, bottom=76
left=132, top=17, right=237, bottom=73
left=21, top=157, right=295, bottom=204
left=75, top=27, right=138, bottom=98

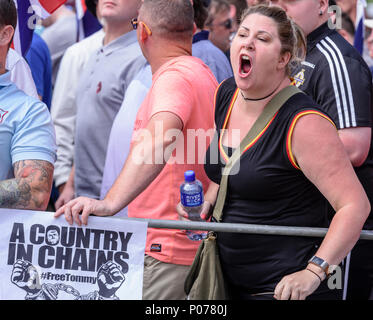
left=176, top=201, right=213, bottom=221
left=274, top=266, right=324, bottom=300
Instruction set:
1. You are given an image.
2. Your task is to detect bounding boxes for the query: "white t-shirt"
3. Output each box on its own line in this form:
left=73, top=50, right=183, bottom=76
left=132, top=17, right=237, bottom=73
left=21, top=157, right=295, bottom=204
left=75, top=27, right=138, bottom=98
left=6, top=48, right=38, bottom=99
left=51, top=29, right=105, bottom=187
left=100, top=64, right=152, bottom=217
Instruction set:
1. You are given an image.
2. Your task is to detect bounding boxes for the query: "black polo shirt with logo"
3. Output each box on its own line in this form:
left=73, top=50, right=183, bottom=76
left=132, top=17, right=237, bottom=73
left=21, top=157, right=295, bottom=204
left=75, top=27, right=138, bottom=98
left=292, top=22, right=373, bottom=229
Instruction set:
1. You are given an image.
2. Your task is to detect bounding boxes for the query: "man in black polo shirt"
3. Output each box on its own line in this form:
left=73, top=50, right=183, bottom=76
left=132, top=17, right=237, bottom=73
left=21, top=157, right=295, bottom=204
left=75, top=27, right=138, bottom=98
left=270, top=0, right=373, bottom=300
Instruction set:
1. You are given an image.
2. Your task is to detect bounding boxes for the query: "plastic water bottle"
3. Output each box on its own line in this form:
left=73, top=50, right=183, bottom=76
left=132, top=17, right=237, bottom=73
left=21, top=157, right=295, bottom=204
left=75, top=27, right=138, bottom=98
left=180, top=170, right=208, bottom=241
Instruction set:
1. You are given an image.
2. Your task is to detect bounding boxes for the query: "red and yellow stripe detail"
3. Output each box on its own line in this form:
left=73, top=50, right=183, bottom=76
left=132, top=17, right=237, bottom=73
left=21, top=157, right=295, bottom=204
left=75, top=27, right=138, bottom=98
left=218, top=88, right=278, bottom=163
left=213, top=80, right=228, bottom=120
left=286, top=110, right=336, bottom=170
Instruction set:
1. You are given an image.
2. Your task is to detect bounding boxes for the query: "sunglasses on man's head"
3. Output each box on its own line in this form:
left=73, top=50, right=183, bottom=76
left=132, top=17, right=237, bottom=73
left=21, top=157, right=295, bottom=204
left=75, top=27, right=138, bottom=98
left=131, top=18, right=152, bottom=36
left=131, top=18, right=138, bottom=30
left=219, top=18, right=233, bottom=30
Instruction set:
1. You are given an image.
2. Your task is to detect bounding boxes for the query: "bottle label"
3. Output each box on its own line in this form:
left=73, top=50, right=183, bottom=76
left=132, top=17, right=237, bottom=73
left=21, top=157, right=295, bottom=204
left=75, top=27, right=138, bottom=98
left=181, top=192, right=203, bottom=207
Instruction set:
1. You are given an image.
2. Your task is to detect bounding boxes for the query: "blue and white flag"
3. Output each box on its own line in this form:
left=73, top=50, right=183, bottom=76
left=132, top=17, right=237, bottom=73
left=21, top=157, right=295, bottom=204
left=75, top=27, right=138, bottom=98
left=75, top=0, right=102, bottom=42
left=12, top=0, right=67, bottom=56
left=354, top=0, right=367, bottom=55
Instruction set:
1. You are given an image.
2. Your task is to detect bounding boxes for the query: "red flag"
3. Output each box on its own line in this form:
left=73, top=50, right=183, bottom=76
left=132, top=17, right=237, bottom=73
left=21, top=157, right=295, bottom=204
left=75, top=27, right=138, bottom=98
left=38, top=0, right=68, bottom=14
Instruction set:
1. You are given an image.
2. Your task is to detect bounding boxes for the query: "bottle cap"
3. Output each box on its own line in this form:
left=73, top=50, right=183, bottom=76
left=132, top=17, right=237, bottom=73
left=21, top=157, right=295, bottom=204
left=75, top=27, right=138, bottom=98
left=184, top=170, right=195, bottom=182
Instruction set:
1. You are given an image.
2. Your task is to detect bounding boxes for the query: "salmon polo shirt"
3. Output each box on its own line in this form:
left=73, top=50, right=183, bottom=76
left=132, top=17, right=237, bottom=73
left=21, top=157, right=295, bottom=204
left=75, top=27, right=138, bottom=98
left=128, top=56, right=218, bottom=265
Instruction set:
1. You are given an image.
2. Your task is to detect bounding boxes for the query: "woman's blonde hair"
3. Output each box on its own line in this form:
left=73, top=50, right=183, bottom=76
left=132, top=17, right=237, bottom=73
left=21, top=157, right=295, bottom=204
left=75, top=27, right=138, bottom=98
left=240, top=4, right=306, bottom=76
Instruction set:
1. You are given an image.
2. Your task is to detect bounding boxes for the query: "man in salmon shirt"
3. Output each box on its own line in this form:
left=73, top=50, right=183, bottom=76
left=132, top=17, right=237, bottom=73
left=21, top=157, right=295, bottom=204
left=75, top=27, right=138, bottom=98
left=55, top=0, right=218, bottom=300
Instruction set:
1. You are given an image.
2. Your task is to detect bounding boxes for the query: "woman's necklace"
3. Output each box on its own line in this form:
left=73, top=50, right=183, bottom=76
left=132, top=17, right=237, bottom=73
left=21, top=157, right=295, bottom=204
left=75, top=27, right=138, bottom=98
left=240, top=80, right=284, bottom=102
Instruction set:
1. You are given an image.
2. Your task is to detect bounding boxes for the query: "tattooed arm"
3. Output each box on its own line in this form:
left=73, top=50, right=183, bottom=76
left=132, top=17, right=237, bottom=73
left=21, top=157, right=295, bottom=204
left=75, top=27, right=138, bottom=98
left=0, top=160, right=54, bottom=210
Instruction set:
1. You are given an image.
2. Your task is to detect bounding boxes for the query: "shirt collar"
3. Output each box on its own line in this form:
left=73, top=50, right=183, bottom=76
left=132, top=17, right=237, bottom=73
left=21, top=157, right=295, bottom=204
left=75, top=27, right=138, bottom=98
left=193, top=30, right=210, bottom=44
left=307, top=22, right=335, bottom=51
left=0, top=71, right=13, bottom=88
left=100, top=30, right=138, bottom=56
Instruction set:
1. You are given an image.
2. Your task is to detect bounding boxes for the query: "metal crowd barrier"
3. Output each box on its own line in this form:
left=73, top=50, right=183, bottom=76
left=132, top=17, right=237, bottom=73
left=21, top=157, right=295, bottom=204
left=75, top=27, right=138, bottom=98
left=120, top=217, right=373, bottom=240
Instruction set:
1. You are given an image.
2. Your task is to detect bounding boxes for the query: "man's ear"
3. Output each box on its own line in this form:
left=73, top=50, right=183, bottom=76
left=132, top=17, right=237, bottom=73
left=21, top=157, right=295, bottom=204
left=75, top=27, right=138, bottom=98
left=0, top=25, right=14, bottom=48
left=229, top=4, right=236, bottom=20
left=139, top=22, right=149, bottom=42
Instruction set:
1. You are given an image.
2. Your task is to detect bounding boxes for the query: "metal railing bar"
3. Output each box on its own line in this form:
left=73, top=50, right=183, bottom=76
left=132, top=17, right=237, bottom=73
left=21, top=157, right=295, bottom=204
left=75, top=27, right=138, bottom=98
left=116, top=217, right=373, bottom=240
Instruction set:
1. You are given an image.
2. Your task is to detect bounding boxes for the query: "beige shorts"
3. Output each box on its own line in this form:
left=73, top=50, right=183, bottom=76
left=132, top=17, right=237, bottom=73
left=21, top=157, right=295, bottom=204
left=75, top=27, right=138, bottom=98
left=142, top=254, right=191, bottom=300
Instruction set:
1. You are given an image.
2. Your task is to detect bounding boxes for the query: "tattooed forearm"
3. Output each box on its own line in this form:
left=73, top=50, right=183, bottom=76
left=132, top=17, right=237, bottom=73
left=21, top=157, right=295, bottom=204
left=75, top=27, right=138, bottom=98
left=0, top=179, right=31, bottom=208
left=0, top=160, right=54, bottom=210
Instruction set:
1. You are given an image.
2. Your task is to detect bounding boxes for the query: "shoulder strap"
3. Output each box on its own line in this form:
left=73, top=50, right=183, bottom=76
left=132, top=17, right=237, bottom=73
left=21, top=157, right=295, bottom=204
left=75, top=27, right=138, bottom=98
left=212, top=85, right=303, bottom=222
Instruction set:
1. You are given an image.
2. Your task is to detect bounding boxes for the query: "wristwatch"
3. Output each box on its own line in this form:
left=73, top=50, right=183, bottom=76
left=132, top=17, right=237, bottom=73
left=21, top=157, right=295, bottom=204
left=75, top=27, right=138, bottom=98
left=308, top=255, right=329, bottom=275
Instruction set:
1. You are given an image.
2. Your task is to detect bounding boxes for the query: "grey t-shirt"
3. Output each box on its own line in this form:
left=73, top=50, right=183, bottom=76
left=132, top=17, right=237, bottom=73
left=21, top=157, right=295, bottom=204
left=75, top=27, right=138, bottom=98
left=74, top=31, right=146, bottom=199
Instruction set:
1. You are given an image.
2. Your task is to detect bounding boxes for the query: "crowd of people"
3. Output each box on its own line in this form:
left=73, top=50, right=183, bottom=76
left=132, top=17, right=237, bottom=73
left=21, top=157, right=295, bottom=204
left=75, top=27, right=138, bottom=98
left=1, top=0, right=373, bottom=300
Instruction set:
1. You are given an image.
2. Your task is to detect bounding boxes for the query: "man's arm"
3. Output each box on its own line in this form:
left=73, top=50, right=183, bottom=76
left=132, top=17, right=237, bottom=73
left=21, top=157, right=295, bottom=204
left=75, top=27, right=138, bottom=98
left=338, top=127, right=372, bottom=167
left=50, top=46, right=79, bottom=189
left=55, top=166, right=75, bottom=210
left=0, top=160, right=54, bottom=210
left=55, top=111, right=184, bottom=225
left=313, top=56, right=372, bottom=167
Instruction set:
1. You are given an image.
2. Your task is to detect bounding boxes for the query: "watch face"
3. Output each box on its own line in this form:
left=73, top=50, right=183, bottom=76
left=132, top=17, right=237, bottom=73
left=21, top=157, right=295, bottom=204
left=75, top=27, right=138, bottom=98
left=312, top=256, right=324, bottom=265
left=310, top=256, right=328, bottom=269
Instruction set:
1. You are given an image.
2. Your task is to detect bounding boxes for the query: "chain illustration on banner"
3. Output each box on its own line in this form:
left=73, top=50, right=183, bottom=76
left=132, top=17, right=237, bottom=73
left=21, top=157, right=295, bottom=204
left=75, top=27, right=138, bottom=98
left=11, top=259, right=125, bottom=300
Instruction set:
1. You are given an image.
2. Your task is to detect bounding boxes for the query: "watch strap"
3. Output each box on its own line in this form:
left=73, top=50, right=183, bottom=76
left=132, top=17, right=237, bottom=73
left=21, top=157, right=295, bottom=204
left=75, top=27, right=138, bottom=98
left=308, top=255, right=329, bottom=275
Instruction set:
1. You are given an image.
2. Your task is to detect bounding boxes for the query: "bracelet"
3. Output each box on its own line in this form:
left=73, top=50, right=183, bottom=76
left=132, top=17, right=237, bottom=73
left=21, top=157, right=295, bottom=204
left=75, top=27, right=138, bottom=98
left=306, top=268, right=322, bottom=283
left=308, top=261, right=328, bottom=277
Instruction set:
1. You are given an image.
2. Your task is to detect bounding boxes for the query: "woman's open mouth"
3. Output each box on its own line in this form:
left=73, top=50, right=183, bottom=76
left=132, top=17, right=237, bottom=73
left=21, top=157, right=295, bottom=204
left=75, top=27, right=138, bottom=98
left=239, top=54, right=252, bottom=77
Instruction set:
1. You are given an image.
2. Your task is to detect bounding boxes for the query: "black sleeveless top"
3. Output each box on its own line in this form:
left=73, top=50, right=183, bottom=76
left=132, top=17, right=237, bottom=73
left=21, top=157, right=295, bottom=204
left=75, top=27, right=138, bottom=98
left=205, top=77, right=333, bottom=293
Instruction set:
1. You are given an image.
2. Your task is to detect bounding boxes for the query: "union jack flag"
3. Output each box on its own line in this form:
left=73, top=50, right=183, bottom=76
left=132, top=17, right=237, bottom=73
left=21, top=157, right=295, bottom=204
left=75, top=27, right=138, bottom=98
left=12, top=0, right=67, bottom=56
left=13, top=0, right=100, bottom=57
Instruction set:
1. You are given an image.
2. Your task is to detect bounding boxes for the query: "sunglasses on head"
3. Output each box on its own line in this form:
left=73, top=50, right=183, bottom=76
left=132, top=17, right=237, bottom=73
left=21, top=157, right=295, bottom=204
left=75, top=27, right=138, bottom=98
left=131, top=18, right=138, bottom=30
left=218, top=18, right=233, bottom=30
left=131, top=18, right=152, bottom=36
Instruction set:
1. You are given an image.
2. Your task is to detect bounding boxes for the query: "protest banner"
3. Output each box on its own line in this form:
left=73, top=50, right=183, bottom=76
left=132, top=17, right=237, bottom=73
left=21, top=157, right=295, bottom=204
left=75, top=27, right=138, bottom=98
left=0, top=209, right=148, bottom=300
